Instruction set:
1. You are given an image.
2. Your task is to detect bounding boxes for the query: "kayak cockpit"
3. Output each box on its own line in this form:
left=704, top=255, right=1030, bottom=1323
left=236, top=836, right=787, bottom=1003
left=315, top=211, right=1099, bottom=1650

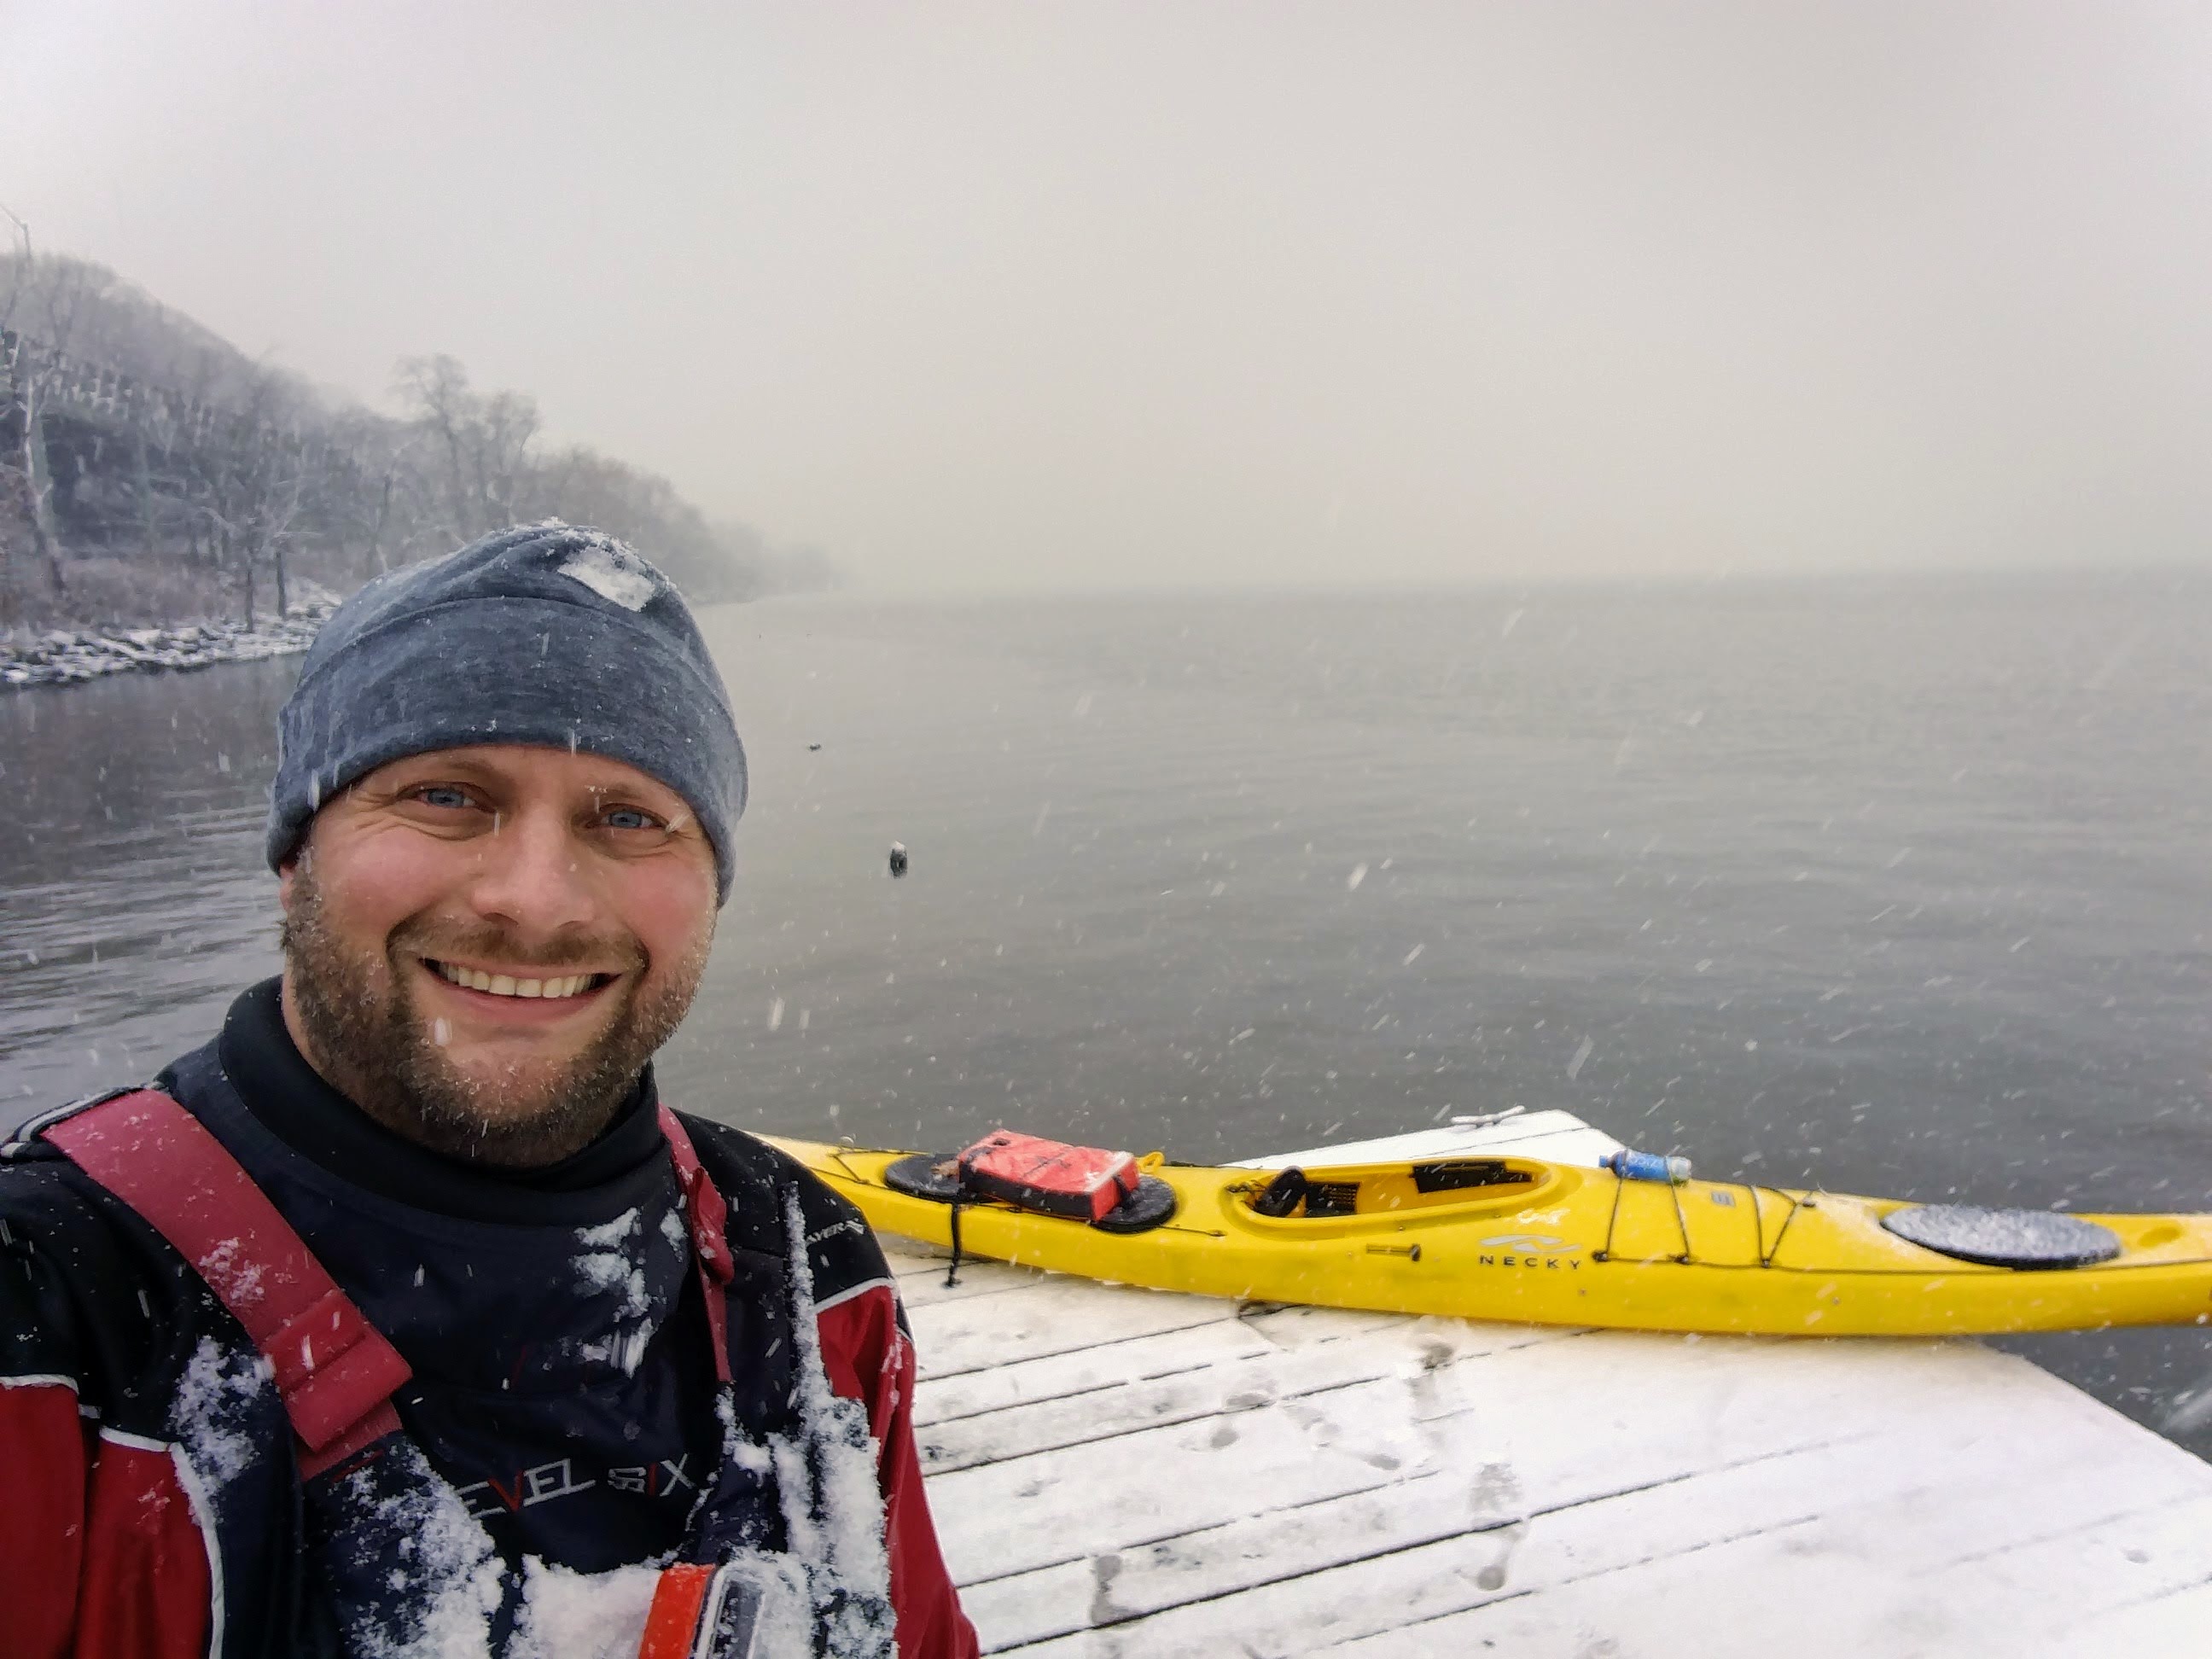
left=1230, top=1157, right=1573, bottom=1222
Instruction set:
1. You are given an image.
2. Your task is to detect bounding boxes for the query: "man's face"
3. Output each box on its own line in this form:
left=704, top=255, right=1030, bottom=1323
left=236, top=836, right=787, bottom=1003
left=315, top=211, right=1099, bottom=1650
left=277, top=744, right=720, bottom=1167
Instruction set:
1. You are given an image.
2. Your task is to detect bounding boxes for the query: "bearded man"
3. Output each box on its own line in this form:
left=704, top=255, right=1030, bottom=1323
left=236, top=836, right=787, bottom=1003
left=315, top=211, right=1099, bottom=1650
left=0, top=526, right=978, bottom=1658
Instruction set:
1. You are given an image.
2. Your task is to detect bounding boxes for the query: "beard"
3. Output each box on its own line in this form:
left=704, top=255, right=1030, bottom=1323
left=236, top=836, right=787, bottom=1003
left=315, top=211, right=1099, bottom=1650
left=280, top=864, right=711, bottom=1169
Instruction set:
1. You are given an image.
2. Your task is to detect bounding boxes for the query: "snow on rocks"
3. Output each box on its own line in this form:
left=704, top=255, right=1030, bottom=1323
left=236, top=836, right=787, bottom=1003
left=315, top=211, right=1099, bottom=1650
left=0, top=594, right=339, bottom=690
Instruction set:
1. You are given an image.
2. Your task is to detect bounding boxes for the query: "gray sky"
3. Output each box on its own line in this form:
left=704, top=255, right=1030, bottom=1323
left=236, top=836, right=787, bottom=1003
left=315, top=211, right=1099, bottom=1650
left=6, top=2, right=2209, bottom=591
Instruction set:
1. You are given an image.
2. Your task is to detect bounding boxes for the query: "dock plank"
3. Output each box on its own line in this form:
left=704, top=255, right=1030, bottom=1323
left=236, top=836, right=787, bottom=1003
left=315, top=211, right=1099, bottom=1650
left=909, top=1279, right=1234, bottom=1376
left=911, top=1303, right=1416, bottom=1429
left=895, top=1255, right=1049, bottom=1309
left=916, top=1313, right=1579, bottom=1473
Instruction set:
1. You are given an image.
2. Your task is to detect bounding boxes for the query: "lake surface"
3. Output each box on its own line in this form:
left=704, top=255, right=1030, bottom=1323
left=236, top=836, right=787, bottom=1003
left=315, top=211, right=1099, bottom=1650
left=4, top=573, right=2209, bottom=1452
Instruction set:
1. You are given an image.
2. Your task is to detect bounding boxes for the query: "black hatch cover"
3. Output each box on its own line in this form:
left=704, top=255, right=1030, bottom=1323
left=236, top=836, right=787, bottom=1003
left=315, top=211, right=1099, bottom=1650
left=1880, top=1203, right=2122, bottom=1270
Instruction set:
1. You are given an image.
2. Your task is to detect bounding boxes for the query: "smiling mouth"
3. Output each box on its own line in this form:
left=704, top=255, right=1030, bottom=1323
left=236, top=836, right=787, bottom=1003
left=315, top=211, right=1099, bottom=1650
left=428, top=959, right=614, bottom=1000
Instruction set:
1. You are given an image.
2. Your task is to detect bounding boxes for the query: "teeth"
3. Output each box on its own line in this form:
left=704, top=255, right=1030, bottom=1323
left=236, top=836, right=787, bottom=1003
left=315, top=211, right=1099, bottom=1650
left=434, top=963, right=597, bottom=999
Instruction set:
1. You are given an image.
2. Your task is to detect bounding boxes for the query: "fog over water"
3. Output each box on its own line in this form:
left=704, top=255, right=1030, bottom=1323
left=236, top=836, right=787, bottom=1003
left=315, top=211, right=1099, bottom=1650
left=7, top=2, right=2212, bottom=591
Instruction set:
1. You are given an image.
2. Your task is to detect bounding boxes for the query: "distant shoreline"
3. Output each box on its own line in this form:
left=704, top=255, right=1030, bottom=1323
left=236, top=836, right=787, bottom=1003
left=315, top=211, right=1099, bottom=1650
left=0, top=605, right=332, bottom=690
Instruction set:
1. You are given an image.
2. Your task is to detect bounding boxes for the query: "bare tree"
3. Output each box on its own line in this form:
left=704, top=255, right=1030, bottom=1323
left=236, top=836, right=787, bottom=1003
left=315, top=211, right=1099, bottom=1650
left=394, top=355, right=540, bottom=542
left=0, top=232, right=91, bottom=598
left=190, top=363, right=321, bottom=624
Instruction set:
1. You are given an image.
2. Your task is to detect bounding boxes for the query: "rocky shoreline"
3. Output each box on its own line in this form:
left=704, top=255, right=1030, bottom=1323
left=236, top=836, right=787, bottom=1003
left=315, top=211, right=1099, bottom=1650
left=1, top=601, right=336, bottom=690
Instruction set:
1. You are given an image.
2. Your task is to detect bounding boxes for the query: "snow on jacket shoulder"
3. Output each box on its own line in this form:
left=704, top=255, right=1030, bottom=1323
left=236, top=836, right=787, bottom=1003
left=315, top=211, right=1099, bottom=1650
left=683, top=1113, right=980, bottom=1659
left=0, top=1091, right=977, bottom=1659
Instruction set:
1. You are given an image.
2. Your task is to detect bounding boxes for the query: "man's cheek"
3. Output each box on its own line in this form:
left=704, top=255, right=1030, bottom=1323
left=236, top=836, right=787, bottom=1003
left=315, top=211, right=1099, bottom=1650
left=320, top=816, right=454, bottom=894
left=637, top=874, right=718, bottom=968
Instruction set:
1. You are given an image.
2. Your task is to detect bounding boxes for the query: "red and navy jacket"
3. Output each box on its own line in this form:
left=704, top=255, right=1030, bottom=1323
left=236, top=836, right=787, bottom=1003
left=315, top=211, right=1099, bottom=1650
left=0, top=981, right=978, bottom=1657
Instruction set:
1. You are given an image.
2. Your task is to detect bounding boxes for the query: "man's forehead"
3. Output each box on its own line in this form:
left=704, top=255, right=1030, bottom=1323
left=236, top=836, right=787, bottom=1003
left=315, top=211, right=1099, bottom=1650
left=364, top=745, right=681, bottom=799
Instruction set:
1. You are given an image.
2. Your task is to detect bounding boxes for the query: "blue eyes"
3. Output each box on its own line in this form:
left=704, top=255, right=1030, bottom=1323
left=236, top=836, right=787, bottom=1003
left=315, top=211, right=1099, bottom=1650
left=409, top=787, right=661, bottom=834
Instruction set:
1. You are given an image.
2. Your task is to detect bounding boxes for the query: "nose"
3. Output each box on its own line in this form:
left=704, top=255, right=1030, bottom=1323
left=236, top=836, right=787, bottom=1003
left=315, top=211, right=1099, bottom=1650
left=464, top=801, right=599, bottom=940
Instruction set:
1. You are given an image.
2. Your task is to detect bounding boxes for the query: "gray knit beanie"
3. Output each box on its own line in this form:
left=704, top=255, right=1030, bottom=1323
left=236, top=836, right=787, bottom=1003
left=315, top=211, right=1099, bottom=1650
left=267, top=523, right=747, bottom=901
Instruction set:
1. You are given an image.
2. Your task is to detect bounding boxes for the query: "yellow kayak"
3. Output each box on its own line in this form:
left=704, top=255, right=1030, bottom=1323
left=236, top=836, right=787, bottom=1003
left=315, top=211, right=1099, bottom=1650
left=766, top=1137, right=2212, bottom=1337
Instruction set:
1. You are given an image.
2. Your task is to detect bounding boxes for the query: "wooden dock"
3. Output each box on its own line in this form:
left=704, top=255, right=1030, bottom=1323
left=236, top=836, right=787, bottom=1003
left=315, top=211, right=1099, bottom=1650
left=893, top=1115, right=2212, bottom=1656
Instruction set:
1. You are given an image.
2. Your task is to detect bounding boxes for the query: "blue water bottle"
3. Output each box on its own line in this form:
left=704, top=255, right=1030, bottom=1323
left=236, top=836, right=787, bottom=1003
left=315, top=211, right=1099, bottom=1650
left=1602, top=1150, right=1692, bottom=1185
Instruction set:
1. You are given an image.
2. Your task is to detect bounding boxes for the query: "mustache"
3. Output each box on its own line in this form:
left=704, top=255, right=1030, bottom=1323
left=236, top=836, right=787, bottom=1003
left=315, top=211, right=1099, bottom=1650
left=389, top=917, right=649, bottom=975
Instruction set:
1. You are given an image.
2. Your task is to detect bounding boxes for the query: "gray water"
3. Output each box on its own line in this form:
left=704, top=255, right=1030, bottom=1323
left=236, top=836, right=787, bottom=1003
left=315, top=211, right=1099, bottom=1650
left=4, top=573, right=2210, bottom=1453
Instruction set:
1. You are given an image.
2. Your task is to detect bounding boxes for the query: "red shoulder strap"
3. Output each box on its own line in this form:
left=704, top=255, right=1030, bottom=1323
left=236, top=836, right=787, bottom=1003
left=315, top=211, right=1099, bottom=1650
left=656, top=1105, right=735, bottom=1387
left=43, top=1090, right=411, bottom=1477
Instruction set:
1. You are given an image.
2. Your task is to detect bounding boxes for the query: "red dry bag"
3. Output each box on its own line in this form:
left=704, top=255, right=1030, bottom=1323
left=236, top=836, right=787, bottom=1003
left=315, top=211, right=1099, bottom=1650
left=957, top=1130, right=1138, bottom=1224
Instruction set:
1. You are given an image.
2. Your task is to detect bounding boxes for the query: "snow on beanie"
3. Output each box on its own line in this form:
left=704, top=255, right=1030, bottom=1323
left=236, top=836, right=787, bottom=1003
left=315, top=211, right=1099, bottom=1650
left=266, top=523, right=748, bottom=902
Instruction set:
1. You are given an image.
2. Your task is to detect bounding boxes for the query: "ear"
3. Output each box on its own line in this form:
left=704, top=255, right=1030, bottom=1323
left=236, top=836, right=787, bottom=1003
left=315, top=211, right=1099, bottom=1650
left=276, top=841, right=308, bottom=911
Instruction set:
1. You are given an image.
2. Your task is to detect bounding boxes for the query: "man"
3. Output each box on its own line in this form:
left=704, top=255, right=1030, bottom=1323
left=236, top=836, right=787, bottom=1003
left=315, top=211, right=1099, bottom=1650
left=0, top=525, right=979, bottom=1657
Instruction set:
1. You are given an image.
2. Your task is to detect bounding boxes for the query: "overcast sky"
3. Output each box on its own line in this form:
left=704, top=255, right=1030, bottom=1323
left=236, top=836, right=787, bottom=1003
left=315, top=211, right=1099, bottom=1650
left=5, top=2, right=2209, bottom=591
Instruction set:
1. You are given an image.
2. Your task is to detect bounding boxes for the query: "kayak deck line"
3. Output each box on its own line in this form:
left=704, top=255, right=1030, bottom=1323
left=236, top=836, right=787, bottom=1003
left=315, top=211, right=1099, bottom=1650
left=879, top=1115, right=2212, bottom=1656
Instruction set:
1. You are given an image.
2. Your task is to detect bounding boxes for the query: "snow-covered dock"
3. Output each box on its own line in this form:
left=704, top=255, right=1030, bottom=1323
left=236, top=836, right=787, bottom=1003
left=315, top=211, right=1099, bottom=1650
left=892, top=1114, right=2212, bottom=1656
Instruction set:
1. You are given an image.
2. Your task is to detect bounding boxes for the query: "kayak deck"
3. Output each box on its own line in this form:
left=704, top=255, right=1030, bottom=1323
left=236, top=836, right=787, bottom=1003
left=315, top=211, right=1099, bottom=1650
left=888, top=1115, right=2212, bottom=1655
